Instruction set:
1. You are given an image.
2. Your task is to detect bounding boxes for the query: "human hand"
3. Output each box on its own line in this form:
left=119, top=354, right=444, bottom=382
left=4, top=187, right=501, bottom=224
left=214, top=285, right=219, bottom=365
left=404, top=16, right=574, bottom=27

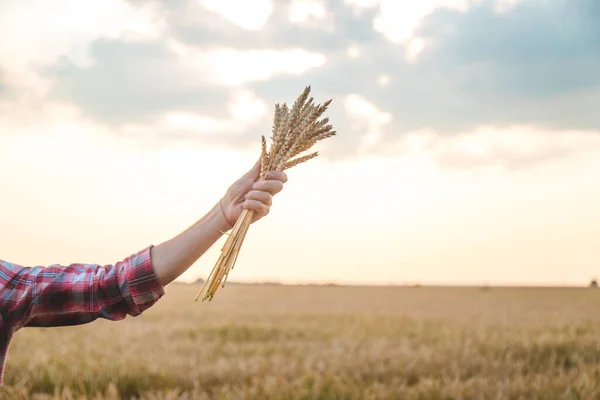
left=219, top=158, right=288, bottom=229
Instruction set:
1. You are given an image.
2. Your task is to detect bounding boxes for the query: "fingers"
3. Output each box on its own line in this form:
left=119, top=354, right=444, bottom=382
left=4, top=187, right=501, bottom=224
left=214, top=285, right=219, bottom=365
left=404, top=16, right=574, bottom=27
left=240, top=168, right=287, bottom=222
left=264, top=170, right=288, bottom=183
left=245, top=190, right=272, bottom=206
left=243, top=199, right=270, bottom=217
left=253, top=179, right=284, bottom=195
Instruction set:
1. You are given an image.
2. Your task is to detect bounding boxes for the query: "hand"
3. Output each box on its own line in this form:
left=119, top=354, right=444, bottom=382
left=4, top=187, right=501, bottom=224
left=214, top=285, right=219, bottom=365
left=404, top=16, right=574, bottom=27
left=219, top=158, right=288, bottom=229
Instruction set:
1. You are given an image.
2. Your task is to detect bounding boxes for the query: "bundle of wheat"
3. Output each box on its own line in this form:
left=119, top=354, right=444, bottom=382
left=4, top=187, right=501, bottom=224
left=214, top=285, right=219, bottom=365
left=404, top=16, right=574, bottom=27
left=195, top=86, right=336, bottom=302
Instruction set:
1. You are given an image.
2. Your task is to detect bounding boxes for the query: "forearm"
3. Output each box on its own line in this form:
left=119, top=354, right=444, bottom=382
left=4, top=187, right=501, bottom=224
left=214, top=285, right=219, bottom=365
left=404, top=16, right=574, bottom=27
left=150, top=202, right=231, bottom=286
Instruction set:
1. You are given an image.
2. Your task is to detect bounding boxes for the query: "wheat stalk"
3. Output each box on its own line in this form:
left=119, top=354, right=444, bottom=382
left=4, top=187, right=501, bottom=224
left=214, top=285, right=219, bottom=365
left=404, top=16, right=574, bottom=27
left=195, top=86, right=336, bottom=302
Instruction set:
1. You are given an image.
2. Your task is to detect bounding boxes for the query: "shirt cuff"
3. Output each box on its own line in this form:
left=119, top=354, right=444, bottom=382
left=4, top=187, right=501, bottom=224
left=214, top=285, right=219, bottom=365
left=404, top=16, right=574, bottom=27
left=124, top=245, right=166, bottom=316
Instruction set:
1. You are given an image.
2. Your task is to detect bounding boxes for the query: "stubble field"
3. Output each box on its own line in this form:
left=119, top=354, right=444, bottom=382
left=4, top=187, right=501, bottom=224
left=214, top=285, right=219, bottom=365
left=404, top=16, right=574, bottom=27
left=2, top=283, right=600, bottom=399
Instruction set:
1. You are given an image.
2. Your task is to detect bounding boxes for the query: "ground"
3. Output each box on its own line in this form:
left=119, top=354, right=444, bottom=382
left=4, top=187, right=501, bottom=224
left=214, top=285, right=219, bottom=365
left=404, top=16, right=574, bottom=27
left=2, top=284, right=600, bottom=399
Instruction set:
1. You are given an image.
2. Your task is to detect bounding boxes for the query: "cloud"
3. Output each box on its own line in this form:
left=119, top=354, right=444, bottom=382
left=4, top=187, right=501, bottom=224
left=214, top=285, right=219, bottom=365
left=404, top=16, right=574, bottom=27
left=0, top=0, right=165, bottom=82
left=199, top=0, right=274, bottom=31
left=418, top=0, right=600, bottom=101
left=289, top=0, right=328, bottom=25
left=3, top=0, right=600, bottom=165
left=132, top=88, right=271, bottom=147
left=43, top=37, right=325, bottom=137
left=373, top=0, right=471, bottom=44
left=343, top=94, right=393, bottom=154
left=426, top=127, right=600, bottom=170
left=44, top=39, right=225, bottom=124
left=246, top=0, right=600, bottom=155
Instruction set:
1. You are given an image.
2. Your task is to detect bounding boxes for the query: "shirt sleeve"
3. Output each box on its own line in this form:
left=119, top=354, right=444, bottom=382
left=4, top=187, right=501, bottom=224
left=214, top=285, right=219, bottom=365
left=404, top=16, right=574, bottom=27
left=0, top=246, right=166, bottom=332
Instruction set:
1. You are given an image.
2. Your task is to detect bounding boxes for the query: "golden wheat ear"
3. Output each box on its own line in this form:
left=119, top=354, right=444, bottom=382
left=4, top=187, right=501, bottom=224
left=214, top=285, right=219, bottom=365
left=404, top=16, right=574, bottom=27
left=195, top=86, right=336, bottom=302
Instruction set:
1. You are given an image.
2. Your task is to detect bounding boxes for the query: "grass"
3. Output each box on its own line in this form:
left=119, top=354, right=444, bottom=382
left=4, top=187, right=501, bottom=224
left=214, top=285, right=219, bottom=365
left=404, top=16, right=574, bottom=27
left=3, top=284, right=600, bottom=399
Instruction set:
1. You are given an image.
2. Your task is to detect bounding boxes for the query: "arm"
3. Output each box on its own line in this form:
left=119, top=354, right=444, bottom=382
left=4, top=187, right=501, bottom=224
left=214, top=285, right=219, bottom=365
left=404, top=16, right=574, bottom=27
left=151, top=202, right=231, bottom=286
left=0, top=159, right=287, bottom=332
left=0, top=246, right=165, bottom=330
left=151, top=159, right=287, bottom=286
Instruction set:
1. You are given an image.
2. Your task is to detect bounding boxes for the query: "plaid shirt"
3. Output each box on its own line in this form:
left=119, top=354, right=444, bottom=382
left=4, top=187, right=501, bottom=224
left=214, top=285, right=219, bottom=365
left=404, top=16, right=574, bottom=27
left=0, top=245, right=165, bottom=384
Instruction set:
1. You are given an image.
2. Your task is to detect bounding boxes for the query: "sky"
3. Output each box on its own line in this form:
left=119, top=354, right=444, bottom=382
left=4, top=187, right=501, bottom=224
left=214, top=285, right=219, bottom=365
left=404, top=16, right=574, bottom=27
left=0, top=0, right=599, bottom=287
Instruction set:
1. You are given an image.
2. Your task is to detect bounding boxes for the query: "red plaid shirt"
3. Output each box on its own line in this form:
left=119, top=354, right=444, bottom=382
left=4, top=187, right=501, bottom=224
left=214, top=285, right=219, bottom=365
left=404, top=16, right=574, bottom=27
left=0, top=245, right=165, bottom=383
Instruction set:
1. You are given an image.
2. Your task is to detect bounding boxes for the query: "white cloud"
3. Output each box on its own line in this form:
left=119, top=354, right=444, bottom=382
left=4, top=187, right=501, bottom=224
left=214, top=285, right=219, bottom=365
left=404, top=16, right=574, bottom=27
left=227, top=88, right=269, bottom=123
left=404, top=37, right=432, bottom=63
left=344, top=0, right=379, bottom=8
left=376, top=74, right=390, bottom=87
left=494, top=0, right=523, bottom=13
left=168, top=40, right=326, bottom=86
left=391, top=126, right=600, bottom=170
left=121, top=89, right=268, bottom=140
left=347, top=45, right=361, bottom=58
left=0, top=0, right=165, bottom=92
left=207, top=48, right=326, bottom=85
left=344, top=94, right=393, bottom=149
left=373, top=0, right=470, bottom=44
left=164, top=112, right=233, bottom=134
left=200, top=0, right=274, bottom=30
left=289, top=0, right=327, bottom=24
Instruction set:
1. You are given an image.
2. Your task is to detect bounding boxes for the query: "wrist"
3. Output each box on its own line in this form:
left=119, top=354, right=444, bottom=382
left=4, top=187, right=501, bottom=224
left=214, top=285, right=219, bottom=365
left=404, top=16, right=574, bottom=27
left=216, top=199, right=234, bottom=232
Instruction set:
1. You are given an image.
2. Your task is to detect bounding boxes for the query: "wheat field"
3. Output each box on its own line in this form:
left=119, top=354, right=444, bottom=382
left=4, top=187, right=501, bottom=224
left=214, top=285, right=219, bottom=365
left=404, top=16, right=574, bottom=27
left=2, top=283, right=600, bottom=399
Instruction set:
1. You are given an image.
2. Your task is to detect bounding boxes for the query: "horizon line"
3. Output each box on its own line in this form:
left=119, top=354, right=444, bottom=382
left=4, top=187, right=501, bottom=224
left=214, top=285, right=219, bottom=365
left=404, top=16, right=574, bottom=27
left=176, top=278, right=598, bottom=288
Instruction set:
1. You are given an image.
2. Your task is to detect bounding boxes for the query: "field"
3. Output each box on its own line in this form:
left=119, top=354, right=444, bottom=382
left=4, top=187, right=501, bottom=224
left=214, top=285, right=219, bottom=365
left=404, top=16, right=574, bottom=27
left=2, top=283, right=600, bottom=399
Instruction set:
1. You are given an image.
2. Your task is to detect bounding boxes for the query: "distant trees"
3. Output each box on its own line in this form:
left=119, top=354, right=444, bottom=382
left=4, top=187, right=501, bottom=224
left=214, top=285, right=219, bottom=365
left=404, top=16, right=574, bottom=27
left=590, top=279, right=598, bottom=288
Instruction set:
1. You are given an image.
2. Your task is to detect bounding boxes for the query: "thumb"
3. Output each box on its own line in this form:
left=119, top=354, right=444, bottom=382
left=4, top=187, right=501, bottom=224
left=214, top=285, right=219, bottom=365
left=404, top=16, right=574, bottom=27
left=244, top=157, right=262, bottom=179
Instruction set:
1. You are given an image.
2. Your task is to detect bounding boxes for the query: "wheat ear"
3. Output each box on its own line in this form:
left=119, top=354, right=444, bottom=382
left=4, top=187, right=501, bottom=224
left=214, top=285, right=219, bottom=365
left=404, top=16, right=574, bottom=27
left=195, top=86, right=336, bottom=302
